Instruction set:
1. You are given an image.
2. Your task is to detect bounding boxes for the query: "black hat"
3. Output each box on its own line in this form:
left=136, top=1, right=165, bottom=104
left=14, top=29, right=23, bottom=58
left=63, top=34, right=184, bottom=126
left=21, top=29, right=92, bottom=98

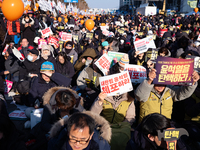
left=28, top=48, right=39, bottom=56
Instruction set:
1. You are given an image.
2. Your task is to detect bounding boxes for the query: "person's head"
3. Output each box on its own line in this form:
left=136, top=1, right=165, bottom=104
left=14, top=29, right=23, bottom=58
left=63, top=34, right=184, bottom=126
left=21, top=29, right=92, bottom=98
left=102, top=41, right=109, bottom=50
left=154, top=84, right=166, bottom=94
left=139, top=113, right=170, bottom=149
left=67, top=113, right=95, bottom=150
left=57, top=52, right=68, bottom=64
left=64, top=41, right=73, bottom=50
left=41, top=45, right=51, bottom=57
left=158, top=47, right=169, bottom=57
left=118, top=54, right=129, bottom=72
left=55, top=90, right=76, bottom=110
left=21, top=38, right=29, bottom=47
left=40, top=61, right=55, bottom=82
left=27, top=49, right=39, bottom=62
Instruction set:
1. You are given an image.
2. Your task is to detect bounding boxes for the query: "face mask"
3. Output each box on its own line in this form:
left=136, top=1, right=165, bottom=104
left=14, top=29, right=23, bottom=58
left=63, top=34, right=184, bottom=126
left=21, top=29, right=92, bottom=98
left=27, top=55, right=33, bottom=62
left=120, top=40, right=124, bottom=44
left=85, top=59, right=93, bottom=66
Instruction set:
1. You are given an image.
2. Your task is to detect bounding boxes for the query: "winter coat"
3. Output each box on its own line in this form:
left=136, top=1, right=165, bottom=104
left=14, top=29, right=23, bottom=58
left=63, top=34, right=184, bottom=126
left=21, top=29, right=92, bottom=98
left=28, top=72, right=71, bottom=107
left=55, top=59, right=75, bottom=78
left=74, top=48, right=97, bottom=73
left=63, top=48, right=78, bottom=64
left=19, top=59, right=41, bottom=80
left=90, top=93, right=136, bottom=125
left=77, top=66, right=102, bottom=90
left=39, top=54, right=57, bottom=71
left=21, top=17, right=35, bottom=46
left=17, top=45, right=34, bottom=59
left=48, top=111, right=111, bottom=150
left=135, top=79, right=197, bottom=122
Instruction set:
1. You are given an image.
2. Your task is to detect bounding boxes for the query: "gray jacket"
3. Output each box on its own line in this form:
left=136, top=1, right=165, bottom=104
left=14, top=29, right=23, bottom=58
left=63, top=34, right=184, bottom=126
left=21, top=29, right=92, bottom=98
left=135, top=79, right=197, bottom=103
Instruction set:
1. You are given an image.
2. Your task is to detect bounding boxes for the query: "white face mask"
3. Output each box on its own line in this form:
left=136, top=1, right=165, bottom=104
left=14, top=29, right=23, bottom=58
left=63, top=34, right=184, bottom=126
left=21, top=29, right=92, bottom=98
left=120, top=40, right=124, bottom=44
left=27, top=55, right=33, bottom=62
left=85, top=59, right=93, bottom=66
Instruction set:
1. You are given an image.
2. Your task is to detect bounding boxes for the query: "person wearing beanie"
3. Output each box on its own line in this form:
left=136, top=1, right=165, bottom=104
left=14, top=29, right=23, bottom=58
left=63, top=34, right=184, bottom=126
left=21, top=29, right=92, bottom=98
left=101, top=41, right=110, bottom=55
left=62, top=41, right=78, bottom=64
left=118, top=54, right=129, bottom=72
left=28, top=61, right=72, bottom=108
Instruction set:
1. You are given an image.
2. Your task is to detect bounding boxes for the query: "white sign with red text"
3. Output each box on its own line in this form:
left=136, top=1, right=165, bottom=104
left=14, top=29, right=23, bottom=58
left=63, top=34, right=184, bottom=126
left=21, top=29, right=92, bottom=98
left=95, top=54, right=111, bottom=75
left=124, top=64, right=147, bottom=83
left=41, top=27, right=53, bottom=38
left=99, top=71, right=133, bottom=96
left=61, top=32, right=72, bottom=41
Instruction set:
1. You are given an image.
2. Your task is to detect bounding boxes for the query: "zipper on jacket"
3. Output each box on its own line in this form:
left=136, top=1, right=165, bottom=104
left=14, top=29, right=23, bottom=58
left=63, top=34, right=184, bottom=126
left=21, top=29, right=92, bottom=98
left=111, top=110, right=116, bottom=124
left=160, top=99, right=163, bottom=114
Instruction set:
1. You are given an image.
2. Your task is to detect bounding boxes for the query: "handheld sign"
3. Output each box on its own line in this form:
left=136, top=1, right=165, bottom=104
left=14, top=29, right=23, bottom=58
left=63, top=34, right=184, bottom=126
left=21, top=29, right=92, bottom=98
left=12, top=47, right=24, bottom=62
left=153, top=56, right=194, bottom=86
left=61, top=32, right=72, bottom=41
left=134, top=38, right=148, bottom=54
left=145, top=48, right=158, bottom=63
left=186, top=55, right=200, bottom=73
left=41, top=27, right=53, bottom=38
left=86, top=33, right=93, bottom=39
left=4, top=80, right=13, bottom=94
left=2, top=44, right=9, bottom=55
left=95, top=54, right=111, bottom=75
left=108, top=51, right=125, bottom=67
left=124, top=64, right=147, bottom=83
left=72, top=35, right=79, bottom=43
left=99, top=71, right=133, bottom=96
left=48, top=36, right=59, bottom=49
left=38, top=39, right=47, bottom=49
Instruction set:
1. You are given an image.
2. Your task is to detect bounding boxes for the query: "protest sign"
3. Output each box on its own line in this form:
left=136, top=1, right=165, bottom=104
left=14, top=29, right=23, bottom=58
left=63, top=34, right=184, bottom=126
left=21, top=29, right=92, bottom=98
left=145, top=48, right=158, bottom=62
left=9, top=110, right=27, bottom=120
left=124, top=64, right=147, bottom=83
left=58, top=41, right=64, bottom=52
left=4, top=80, right=13, bottom=94
left=108, top=51, right=125, bottom=67
left=86, top=33, right=93, bottom=39
left=115, top=21, right=120, bottom=26
left=136, top=32, right=143, bottom=36
left=146, top=36, right=156, bottom=49
left=134, top=38, right=148, bottom=54
left=99, top=71, right=133, bottom=96
left=153, top=56, right=194, bottom=86
left=2, top=44, right=9, bottom=55
left=117, top=28, right=125, bottom=34
left=100, top=26, right=109, bottom=31
left=38, top=39, right=47, bottom=49
left=186, top=55, right=200, bottom=72
left=102, top=30, right=110, bottom=36
left=72, top=35, right=79, bottom=42
left=197, top=34, right=200, bottom=41
left=48, top=36, right=59, bottom=48
left=68, top=24, right=75, bottom=28
left=61, top=32, right=72, bottom=41
left=95, top=54, right=111, bottom=75
left=159, top=28, right=168, bottom=37
left=41, top=27, right=53, bottom=38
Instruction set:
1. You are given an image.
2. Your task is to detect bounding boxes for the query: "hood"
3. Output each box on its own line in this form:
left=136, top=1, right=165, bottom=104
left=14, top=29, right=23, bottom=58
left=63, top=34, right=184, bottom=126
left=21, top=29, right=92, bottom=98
left=50, top=111, right=112, bottom=142
left=22, top=17, right=34, bottom=25
left=43, top=86, right=82, bottom=106
left=79, top=48, right=97, bottom=60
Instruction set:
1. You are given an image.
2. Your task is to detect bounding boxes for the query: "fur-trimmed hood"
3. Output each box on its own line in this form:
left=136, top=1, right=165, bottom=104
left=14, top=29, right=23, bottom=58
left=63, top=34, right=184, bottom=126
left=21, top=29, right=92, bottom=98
left=50, top=111, right=112, bottom=142
left=22, top=17, right=34, bottom=25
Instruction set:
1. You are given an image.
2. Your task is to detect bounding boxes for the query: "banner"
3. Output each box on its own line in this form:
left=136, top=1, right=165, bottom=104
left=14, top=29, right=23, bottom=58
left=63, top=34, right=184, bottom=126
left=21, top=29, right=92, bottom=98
left=38, top=39, right=47, bottom=49
left=9, top=110, right=27, bottom=120
left=41, top=27, right=53, bottom=38
left=153, top=56, right=194, bottom=86
left=145, top=48, right=158, bottom=62
left=99, top=71, right=133, bottom=96
left=108, top=51, right=125, bottom=67
left=124, top=64, right=147, bottom=83
left=61, top=32, right=72, bottom=41
left=86, top=33, right=93, bottom=39
left=186, top=55, right=200, bottom=72
left=95, top=54, right=111, bottom=75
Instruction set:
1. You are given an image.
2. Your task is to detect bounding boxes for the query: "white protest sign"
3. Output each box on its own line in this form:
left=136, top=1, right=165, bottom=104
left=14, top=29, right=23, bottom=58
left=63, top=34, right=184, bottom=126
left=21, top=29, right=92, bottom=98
left=100, top=26, right=109, bottom=31
left=38, top=39, right=47, bottom=49
left=9, top=110, right=27, bottom=120
left=124, top=64, right=147, bottom=83
left=146, top=36, right=156, bottom=49
left=61, top=32, right=72, bottom=41
left=99, top=71, right=133, bottom=96
left=197, top=34, right=200, bottom=41
left=134, top=38, right=148, bottom=54
left=95, top=54, right=111, bottom=75
left=115, top=21, right=120, bottom=26
left=68, top=24, right=75, bottom=28
left=41, top=27, right=53, bottom=38
left=102, top=30, right=110, bottom=36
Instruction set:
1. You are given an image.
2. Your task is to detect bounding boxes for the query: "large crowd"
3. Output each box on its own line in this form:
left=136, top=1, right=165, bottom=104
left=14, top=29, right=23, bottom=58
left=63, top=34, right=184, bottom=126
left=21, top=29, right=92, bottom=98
left=0, top=10, right=200, bottom=150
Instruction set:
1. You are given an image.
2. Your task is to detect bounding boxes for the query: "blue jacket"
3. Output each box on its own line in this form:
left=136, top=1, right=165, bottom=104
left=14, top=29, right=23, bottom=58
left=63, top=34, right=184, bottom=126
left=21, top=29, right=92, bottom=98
left=28, top=72, right=71, bottom=107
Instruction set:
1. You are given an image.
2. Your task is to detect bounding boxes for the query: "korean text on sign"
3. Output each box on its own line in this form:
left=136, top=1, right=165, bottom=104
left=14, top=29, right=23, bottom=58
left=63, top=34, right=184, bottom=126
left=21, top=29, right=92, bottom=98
left=99, top=71, right=133, bottom=96
left=41, top=27, right=53, bottom=38
left=124, top=64, right=147, bottom=83
left=134, top=38, right=148, bottom=54
left=153, top=56, right=194, bottom=85
left=95, top=54, right=111, bottom=75
left=61, top=32, right=72, bottom=41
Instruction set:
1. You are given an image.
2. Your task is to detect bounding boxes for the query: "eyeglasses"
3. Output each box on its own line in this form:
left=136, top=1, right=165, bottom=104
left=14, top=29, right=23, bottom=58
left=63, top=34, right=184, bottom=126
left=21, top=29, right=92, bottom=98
left=66, top=44, right=72, bottom=47
left=69, top=136, right=90, bottom=145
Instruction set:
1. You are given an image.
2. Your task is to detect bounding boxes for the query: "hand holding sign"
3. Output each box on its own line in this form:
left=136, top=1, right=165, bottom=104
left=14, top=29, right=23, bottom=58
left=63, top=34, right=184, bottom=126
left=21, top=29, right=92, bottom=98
left=98, top=92, right=107, bottom=105
left=192, top=71, right=200, bottom=85
left=148, top=68, right=156, bottom=84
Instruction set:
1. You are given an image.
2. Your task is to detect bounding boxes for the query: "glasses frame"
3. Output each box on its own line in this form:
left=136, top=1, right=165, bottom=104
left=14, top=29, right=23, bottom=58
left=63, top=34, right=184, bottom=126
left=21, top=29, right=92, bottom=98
left=69, top=135, right=91, bottom=145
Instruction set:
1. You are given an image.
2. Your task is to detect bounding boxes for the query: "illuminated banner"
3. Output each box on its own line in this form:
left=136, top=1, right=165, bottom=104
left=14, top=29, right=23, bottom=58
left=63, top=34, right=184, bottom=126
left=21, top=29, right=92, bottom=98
left=153, top=56, right=194, bottom=86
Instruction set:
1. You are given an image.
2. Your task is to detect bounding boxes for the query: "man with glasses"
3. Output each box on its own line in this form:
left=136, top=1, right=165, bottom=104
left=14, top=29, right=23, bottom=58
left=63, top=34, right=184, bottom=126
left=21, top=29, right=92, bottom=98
left=48, top=112, right=111, bottom=150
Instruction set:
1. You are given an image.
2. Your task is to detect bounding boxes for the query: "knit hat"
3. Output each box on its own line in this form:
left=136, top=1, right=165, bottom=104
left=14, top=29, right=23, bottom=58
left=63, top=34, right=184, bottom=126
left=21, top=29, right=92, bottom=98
left=118, top=54, right=129, bottom=68
left=102, top=41, right=109, bottom=47
left=41, top=61, right=54, bottom=71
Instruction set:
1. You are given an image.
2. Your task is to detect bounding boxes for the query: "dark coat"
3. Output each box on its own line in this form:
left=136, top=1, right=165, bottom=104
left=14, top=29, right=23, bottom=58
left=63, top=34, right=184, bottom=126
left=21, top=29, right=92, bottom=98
left=39, top=54, right=57, bottom=71
left=48, top=111, right=111, bottom=150
left=21, top=17, right=35, bottom=46
left=28, top=72, right=71, bottom=107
